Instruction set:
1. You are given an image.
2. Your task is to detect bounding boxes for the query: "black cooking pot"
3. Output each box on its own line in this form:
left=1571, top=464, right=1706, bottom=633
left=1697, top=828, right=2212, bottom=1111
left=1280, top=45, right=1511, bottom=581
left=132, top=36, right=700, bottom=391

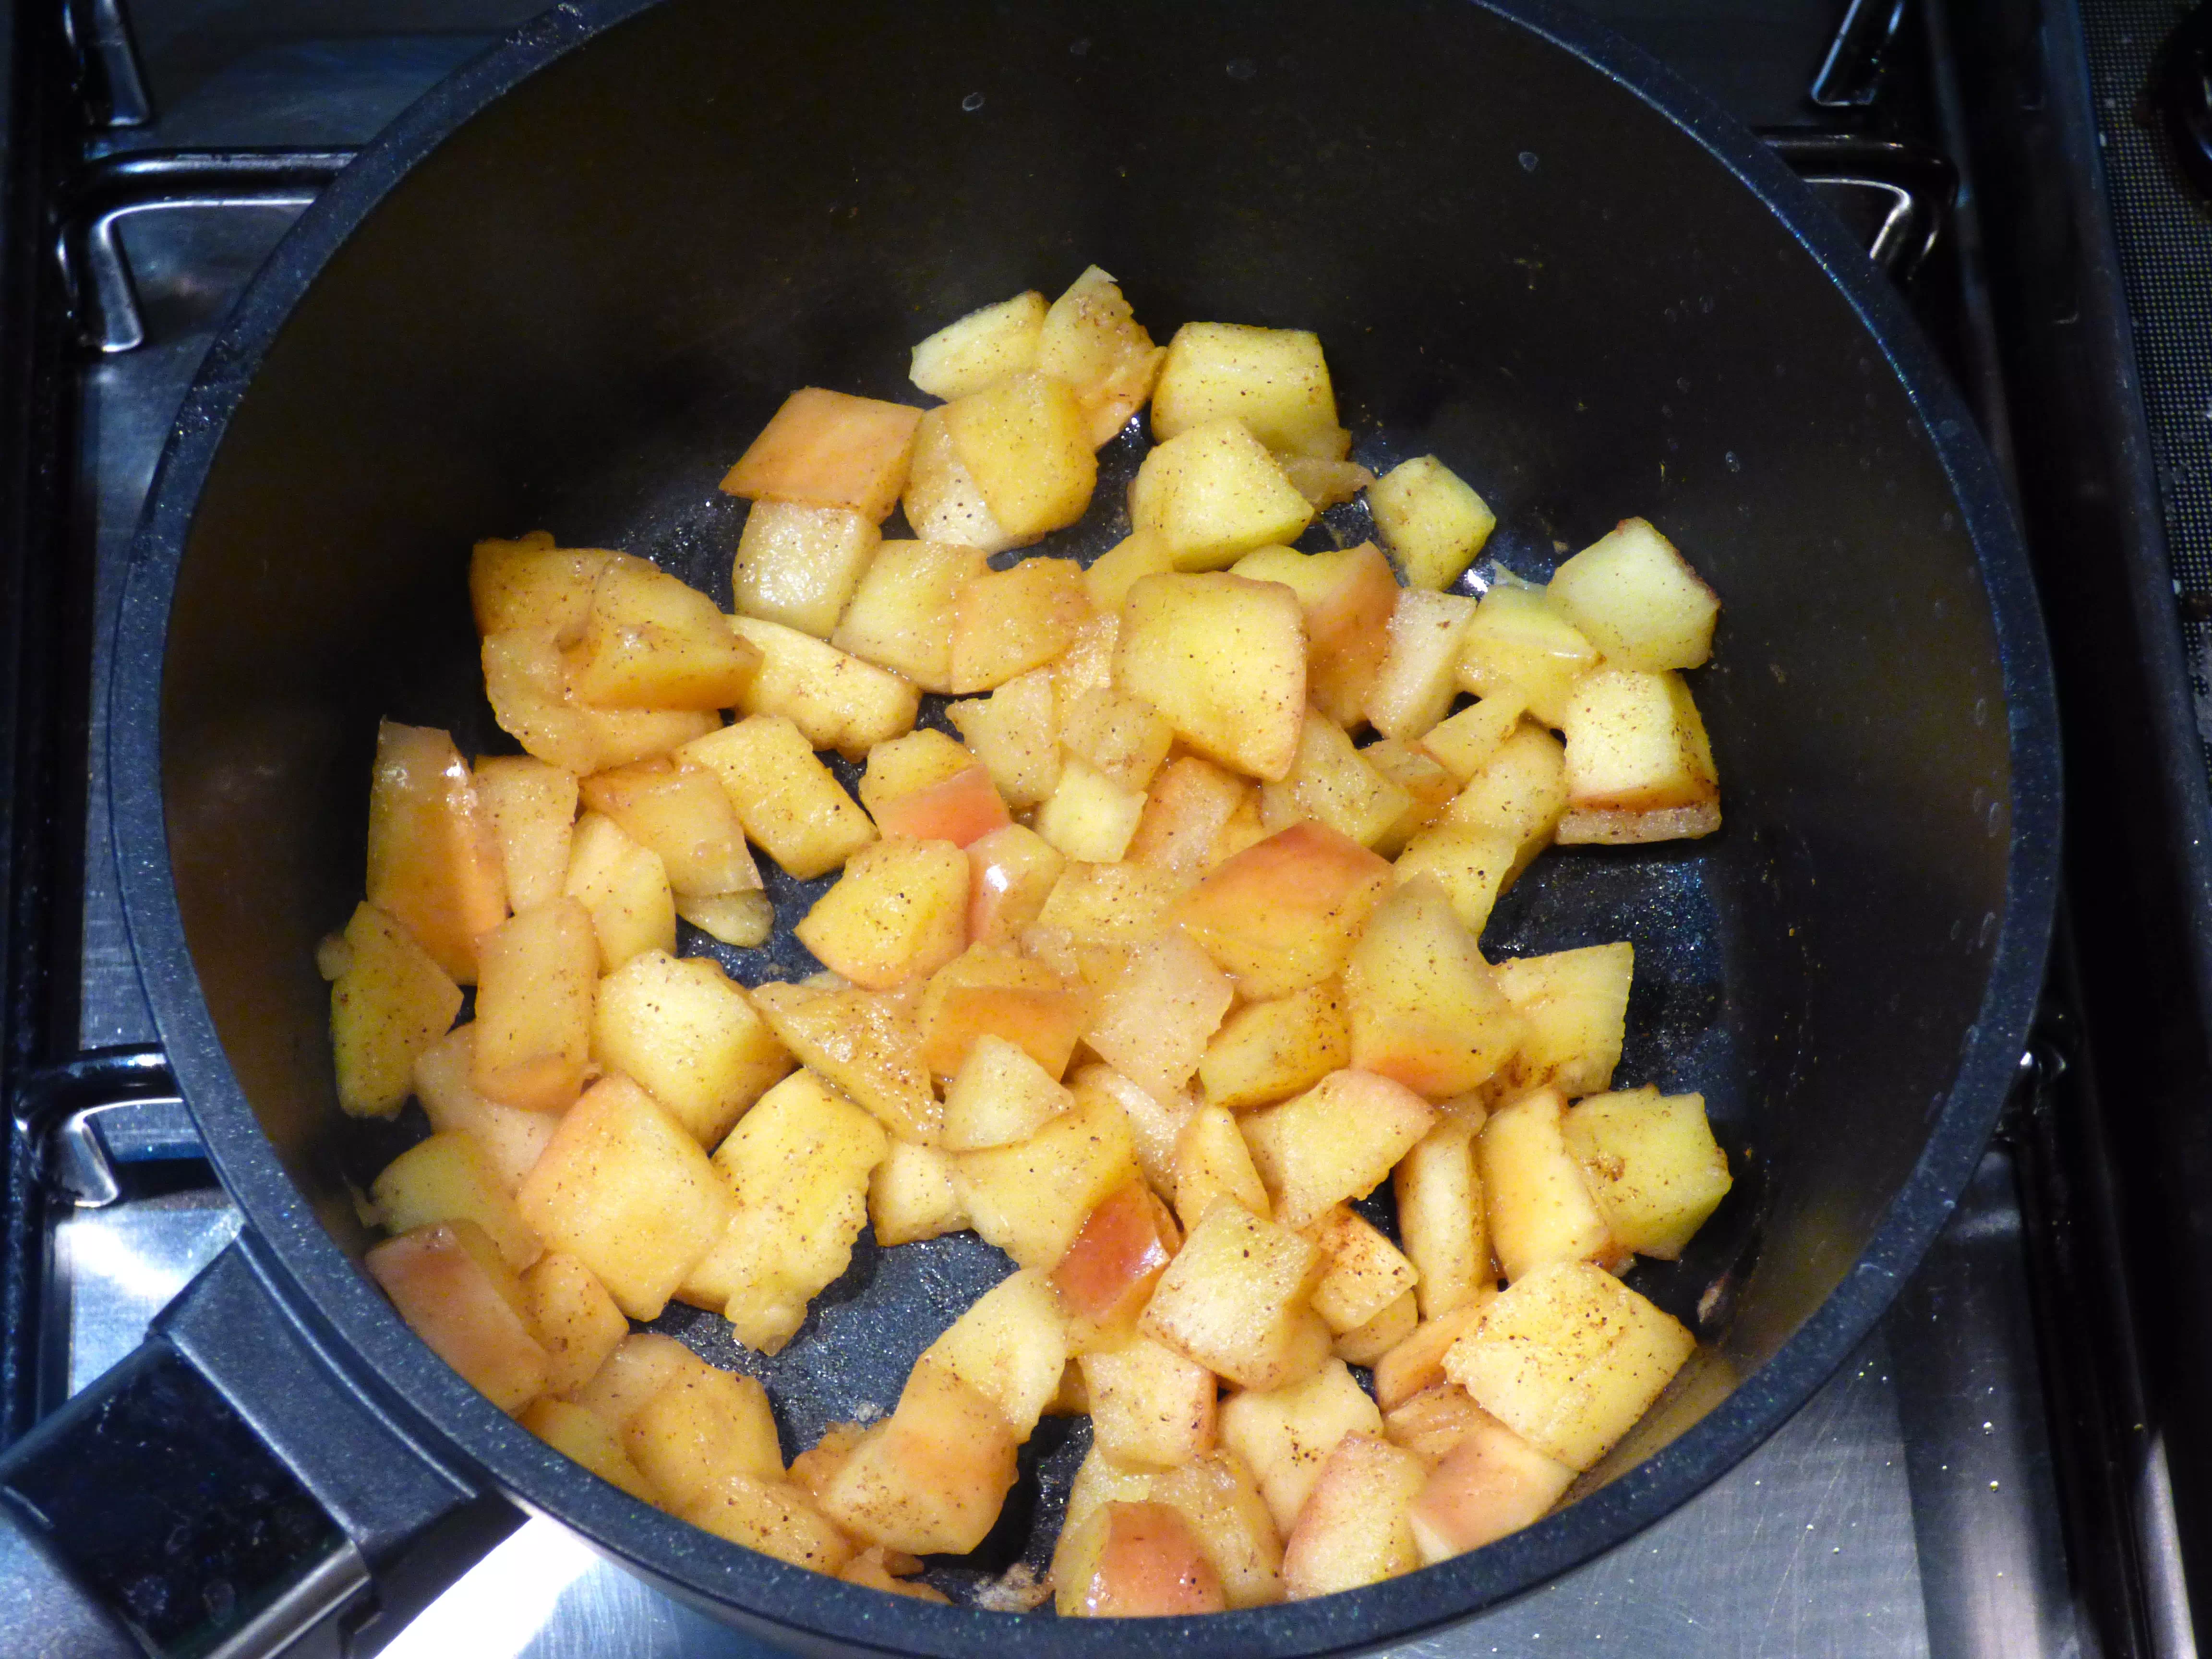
left=1, top=0, right=2057, bottom=1653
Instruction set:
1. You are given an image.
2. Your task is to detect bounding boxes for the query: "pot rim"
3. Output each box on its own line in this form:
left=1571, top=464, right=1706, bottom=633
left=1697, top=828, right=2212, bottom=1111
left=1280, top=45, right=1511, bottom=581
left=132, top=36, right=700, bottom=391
left=108, top=0, right=2060, bottom=1651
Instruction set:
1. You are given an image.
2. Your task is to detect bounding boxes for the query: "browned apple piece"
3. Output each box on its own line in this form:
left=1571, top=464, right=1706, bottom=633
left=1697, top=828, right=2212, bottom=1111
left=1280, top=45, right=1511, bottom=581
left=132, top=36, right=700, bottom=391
left=870, top=762, right=1012, bottom=848
left=1052, top=1179, right=1182, bottom=1339
left=1140, top=1200, right=1329, bottom=1391
left=914, top=944, right=1088, bottom=1081
left=578, top=757, right=762, bottom=900
left=1407, top=1411, right=1576, bottom=1562
left=1281, top=1432, right=1426, bottom=1598
left=679, top=1472, right=856, bottom=1573
left=720, top=387, right=924, bottom=522
left=470, top=897, right=597, bottom=1112
left=816, top=1360, right=1020, bottom=1555
left=469, top=533, right=606, bottom=640
left=1171, top=821, right=1394, bottom=998
left=1054, top=1501, right=1228, bottom=1618
left=564, top=560, right=762, bottom=712
left=365, top=719, right=508, bottom=984
left=365, top=1219, right=549, bottom=1415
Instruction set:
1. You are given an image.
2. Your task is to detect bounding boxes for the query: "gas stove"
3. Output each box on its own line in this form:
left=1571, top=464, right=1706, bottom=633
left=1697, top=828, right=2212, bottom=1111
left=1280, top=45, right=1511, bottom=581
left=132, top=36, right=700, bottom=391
left=0, top=2, right=2201, bottom=1655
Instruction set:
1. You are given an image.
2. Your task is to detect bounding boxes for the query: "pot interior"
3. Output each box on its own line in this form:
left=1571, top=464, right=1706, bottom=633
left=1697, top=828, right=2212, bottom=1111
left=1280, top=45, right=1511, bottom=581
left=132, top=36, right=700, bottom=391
left=145, top=0, right=2023, bottom=1624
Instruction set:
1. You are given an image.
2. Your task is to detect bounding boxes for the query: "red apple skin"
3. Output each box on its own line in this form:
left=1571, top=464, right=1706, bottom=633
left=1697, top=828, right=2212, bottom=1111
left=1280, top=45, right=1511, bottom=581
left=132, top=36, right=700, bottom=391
left=1052, top=1181, right=1182, bottom=1332
left=1172, top=821, right=1394, bottom=996
left=876, top=765, right=1012, bottom=848
left=1306, top=543, right=1398, bottom=729
left=1408, top=1417, right=1576, bottom=1558
left=917, top=985, right=1089, bottom=1080
left=1075, top=1502, right=1229, bottom=1617
left=366, top=1221, right=550, bottom=1414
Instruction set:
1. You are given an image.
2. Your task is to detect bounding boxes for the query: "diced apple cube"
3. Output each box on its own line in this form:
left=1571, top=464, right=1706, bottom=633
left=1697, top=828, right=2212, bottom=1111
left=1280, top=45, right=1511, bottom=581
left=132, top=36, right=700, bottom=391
left=1335, top=1287, right=1419, bottom=1367
left=564, top=558, right=759, bottom=712
left=1478, top=1087, right=1616, bottom=1282
left=1367, top=456, right=1495, bottom=591
left=1033, top=859, right=1183, bottom=950
left=413, top=1026, right=555, bottom=1191
left=1395, top=1118, right=1490, bottom=1322
left=941, top=369, right=1097, bottom=539
left=678, top=716, right=875, bottom=881
left=469, top=533, right=606, bottom=640
left=1058, top=1443, right=1162, bottom=1555
left=1306, top=1206, right=1419, bottom=1338
left=1141, top=1201, right=1328, bottom=1391
left=793, top=837, right=968, bottom=990
left=1061, top=688, right=1175, bottom=791
left=749, top=981, right=940, bottom=1145
left=1146, top=1450, right=1285, bottom=1609
left=1231, top=542, right=1399, bottom=732
left=1444, top=1260, right=1695, bottom=1470
left=366, top=720, right=507, bottom=984
left=910, top=289, right=1046, bottom=400
left=1053, top=610, right=1121, bottom=717
left=1259, top=709, right=1413, bottom=849
left=1085, top=529, right=1178, bottom=615
left=328, top=902, right=462, bottom=1118
left=720, top=387, right=924, bottom=521
left=1394, top=822, right=1519, bottom=938
left=1052, top=1179, right=1182, bottom=1340
left=729, top=615, right=919, bottom=761
left=522, top=1251, right=628, bottom=1396
left=956, top=1081, right=1138, bottom=1269
left=483, top=628, right=715, bottom=778
left=1152, top=322, right=1346, bottom=461
left=521, top=1397, right=659, bottom=1504
left=1445, top=721, right=1570, bottom=880
left=592, top=950, right=793, bottom=1144
left=1493, top=943, right=1634, bottom=1098
left=625, top=1365, right=784, bottom=1510
left=1547, top=518, right=1719, bottom=672
left=577, top=757, right=760, bottom=902
left=1366, top=589, right=1479, bottom=742
left=1456, top=584, right=1600, bottom=728
left=869, top=1139, right=967, bottom=1245
left=1344, top=878, right=1524, bottom=1098
left=471, top=898, right=597, bottom=1119
left=1241, top=1069, right=1436, bottom=1232
left=902, top=405, right=1021, bottom=554
left=1036, top=266, right=1167, bottom=448
left=1408, top=1412, right=1575, bottom=1561
left=1126, top=755, right=1256, bottom=883
left=1562, top=1087, right=1731, bottom=1260
left=365, top=1220, right=549, bottom=1414
left=686, top=1069, right=887, bottom=1351
left=565, top=1331, right=715, bottom=1431
left=872, top=763, right=1011, bottom=850
left=1034, top=757, right=1149, bottom=863
left=731, top=500, right=881, bottom=638
left=1373, top=1297, right=1498, bottom=1411
left=830, top=539, right=990, bottom=693
left=1557, top=668, right=1720, bottom=842
left=674, top=891, right=774, bottom=949
left=1172, top=1102, right=1274, bottom=1230
left=1083, top=1063, right=1200, bottom=1198
left=1115, top=571, right=1307, bottom=781
left=563, top=811, right=675, bottom=972
left=1361, top=738, right=1458, bottom=856
left=1173, top=822, right=1393, bottom=997
left=516, top=1075, right=733, bottom=1319
left=817, top=1360, right=1020, bottom=1554
left=1382, top=1380, right=1491, bottom=1467
left=1055, top=1500, right=1227, bottom=1617
left=949, top=556, right=1092, bottom=694
left=919, top=1266, right=1069, bottom=1441
left=681, top=1472, right=856, bottom=1573
left=1216, top=1356, right=1382, bottom=1533
left=1130, top=418, right=1316, bottom=570
left=1281, top=457, right=1376, bottom=507
left=942, top=1034, right=1073, bottom=1151
left=1197, top=983, right=1349, bottom=1111
left=371, top=1131, right=542, bottom=1272
left=1085, top=933, right=1235, bottom=1104
left=1082, top=1334, right=1218, bottom=1469
left=948, top=666, right=1061, bottom=811
left=914, top=942, right=1087, bottom=1079
left=1421, top=693, right=1528, bottom=783
left=1281, top=1432, right=1426, bottom=1598
left=472, top=755, right=577, bottom=913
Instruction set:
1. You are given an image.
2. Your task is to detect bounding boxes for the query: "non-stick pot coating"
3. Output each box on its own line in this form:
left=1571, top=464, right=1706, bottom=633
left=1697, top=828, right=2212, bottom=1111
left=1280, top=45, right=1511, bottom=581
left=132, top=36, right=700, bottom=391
left=115, top=0, right=2055, bottom=1650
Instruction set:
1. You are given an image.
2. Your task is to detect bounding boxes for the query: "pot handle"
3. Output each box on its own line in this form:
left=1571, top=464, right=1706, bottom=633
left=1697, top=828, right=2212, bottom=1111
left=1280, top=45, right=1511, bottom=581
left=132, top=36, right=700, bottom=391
left=0, top=1239, right=516, bottom=1658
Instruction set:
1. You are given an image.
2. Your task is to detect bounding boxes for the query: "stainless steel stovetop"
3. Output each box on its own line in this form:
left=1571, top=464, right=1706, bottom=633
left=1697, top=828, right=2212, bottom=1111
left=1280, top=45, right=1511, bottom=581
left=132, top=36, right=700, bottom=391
left=2, top=2, right=2183, bottom=1654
